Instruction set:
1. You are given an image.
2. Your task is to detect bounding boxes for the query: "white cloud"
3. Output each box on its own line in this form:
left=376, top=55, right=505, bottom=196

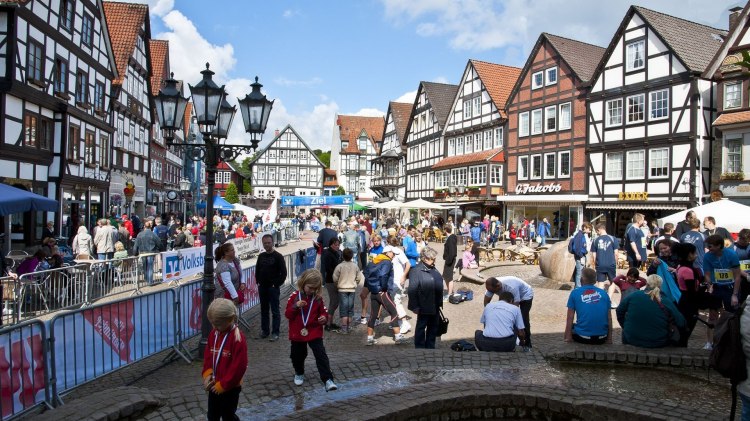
left=394, top=89, right=417, bottom=104
left=117, top=0, right=174, bottom=17
left=282, top=9, right=300, bottom=19
left=274, top=77, right=323, bottom=87
left=353, top=108, right=386, bottom=117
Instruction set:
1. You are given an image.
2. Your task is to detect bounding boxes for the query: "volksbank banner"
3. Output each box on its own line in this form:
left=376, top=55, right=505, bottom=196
left=162, top=246, right=207, bottom=282
left=280, top=195, right=354, bottom=207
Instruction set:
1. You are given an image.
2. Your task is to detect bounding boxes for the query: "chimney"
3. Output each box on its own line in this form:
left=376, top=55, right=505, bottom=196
left=729, top=6, right=743, bottom=32
left=274, top=129, right=280, bottom=137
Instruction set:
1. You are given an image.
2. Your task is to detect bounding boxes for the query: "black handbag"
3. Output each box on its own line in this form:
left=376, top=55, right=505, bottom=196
left=437, top=308, right=449, bottom=336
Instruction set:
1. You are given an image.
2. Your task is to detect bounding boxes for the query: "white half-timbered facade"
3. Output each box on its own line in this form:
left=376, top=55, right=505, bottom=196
left=433, top=60, right=520, bottom=221
left=103, top=1, right=152, bottom=217
left=371, top=101, right=411, bottom=201
left=250, top=125, right=325, bottom=199
left=330, top=114, right=384, bottom=202
left=586, top=6, right=726, bottom=233
left=404, top=81, right=458, bottom=202
left=0, top=0, right=117, bottom=244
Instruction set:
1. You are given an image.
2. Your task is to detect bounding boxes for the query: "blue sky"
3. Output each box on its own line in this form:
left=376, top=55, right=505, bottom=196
left=135, top=0, right=739, bottom=151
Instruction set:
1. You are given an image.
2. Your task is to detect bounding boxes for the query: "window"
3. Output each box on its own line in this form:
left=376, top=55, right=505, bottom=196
left=558, top=103, right=571, bottom=130
left=289, top=171, right=297, bottom=181
left=39, top=117, right=52, bottom=150
left=474, top=133, right=482, bottom=152
left=448, top=138, right=455, bottom=156
left=727, top=139, right=742, bottom=173
left=68, top=126, right=80, bottom=161
left=545, top=67, right=558, bottom=85
left=94, top=81, right=105, bottom=112
left=531, top=109, right=543, bottom=135
left=490, top=165, right=503, bottom=185
left=436, top=170, right=449, bottom=188
left=359, top=137, right=367, bottom=152
left=649, top=148, right=669, bottom=178
left=519, top=112, right=529, bottom=137
left=226, top=172, right=233, bottom=184
left=60, top=0, right=75, bottom=30
left=468, top=165, right=486, bottom=186
left=558, top=151, right=571, bottom=178
left=268, top=168, right=276, bottom=180
left=605, top=152, right=623, bottom=180
left=473, top=96, right=481, bottom=117
left=649, top=89, right=669, bottom=120
left=483, top=130, right=492, bottom=150
left=450, top=168, right=467, bottom=186
left=54, top=57, right=68, bottom=94
left=342, top=141, right=348, bottom=150
left=84, top=131, right=95, bottom=165
left=544, top=153, right=556, bottom=178
left=545, top=105, right=557, bottom=132
left=463, top=99, right=472, bottom=119
left=725, top=83, right=742, bottom=109
left=626, top=40, right=645, bottom=71
left=75, top=70, right=87, bottom=104
left=279, top=168, right=287, bottom=181
left=627, top=94, right=644, bottom=123
left=27, top=41, right=44, bottom=83
left=531, top=71, right=543, bottom=89
left=518, top=156, right=529, bottom=180
left=491, top=127, right=502, bottom=149
left=456, top=136, right=464, bottom=155
left=626, top=150, right=645, bottom=179
left=606, top=99, right=623, bottom=127
left=465, top=136, right=473, bottom=154
left=24, top=114, right=37, bottom=147
left=99, top=135, right=109, bottom=168
left=82, top=13, right=94, bottom=46
left=531, top=154, right=542, bottom=179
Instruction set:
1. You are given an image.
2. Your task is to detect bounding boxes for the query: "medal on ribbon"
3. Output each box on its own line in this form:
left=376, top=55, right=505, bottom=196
left=298, top=291, right=313, bottom=337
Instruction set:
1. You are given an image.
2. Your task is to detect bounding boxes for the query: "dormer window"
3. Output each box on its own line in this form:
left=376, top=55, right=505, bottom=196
left=626, top=40, right=645, bottom=72
left=342, top=141, right=348, bottom=149
left=531, top=71, right=543, bottom=89
left=545, top=67, right=557, bottom=85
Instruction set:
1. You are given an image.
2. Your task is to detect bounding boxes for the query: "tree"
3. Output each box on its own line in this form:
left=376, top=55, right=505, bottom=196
left=333, top=185, right=346, bottom=195
left=243, top=180, right=252, bottom=194
left=315, top=150, right=331, bottom=168
left=224, top=182, right=240, bottom=204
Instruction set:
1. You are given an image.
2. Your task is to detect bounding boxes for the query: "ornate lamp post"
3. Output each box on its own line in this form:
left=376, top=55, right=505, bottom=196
left=179, top=178, right=191, bottom=221
left=448, top=183, right=465, bottom=228
left=153, top=64, right=273, bottom=358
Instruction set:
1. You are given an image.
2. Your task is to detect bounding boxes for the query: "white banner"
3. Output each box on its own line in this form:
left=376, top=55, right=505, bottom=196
left=161, top=246, right=207, bottom=283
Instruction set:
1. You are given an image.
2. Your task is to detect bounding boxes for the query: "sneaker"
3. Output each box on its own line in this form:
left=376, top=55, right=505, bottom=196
left=366, top=337, right=378, bottom=346
left=339, top=326, right=350, bottom=335
left=259, top=333, right=270, bottom=339
left=703, top=342, right=713, bottom=350
left=330, top=323, right=342, bottom=331
left=293, top=375, right=305, bottom=386
left=359, top=316, right=368, bottom=325
left=269, top=334, right=279, bottom=342
left=394, top=334, right=409, bottom=345
left=400, top=320, right=412, bottom=335
left=443, top=294, right=450, bottom=302
left=374, top=319, right=382, bottom=327
left=325, top=379, right=338, bottom=392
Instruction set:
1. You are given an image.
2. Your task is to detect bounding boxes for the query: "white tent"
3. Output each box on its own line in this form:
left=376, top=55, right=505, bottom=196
left=398, top=198, right=450, bottom=210
left=231, top=204, right=259, bottom=221
left=372, top=200, right=403, bottom=209
left=658, top=199, right=750, bottom=233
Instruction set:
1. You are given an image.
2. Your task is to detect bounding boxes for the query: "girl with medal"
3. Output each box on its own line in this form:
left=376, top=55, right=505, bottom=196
left=201, top=298, right=248, bottom=421
left=285, top=269, right=338, bottom=392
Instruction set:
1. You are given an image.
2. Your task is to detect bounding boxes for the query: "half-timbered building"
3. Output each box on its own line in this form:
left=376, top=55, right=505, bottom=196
left=371, top=101, right=411, bottom=201
left=323, top=169, right=338, bottom=196
left=433, top=60, right=521, bottom=221
left=147, top=38, right=167, bottom=215
left=586, top=6, right=726, bottom=235
left=404, top=81, right=458, bottom=204
left=213, top=161, right=244, bottom=197
left=503, top=33, right=604, bottom=239
left=705, top=5, right=750, bottom=206
left=249, top=125, right=325, bottom=199
left=102, top=1, right=152, bottom=218
left=330, top=114, right=384, bottom=202
left=0, top=0, right=117, bottom=244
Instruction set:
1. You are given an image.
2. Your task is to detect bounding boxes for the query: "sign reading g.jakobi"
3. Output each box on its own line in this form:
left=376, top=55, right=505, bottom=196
left=515, top=183, right=563, bottom=194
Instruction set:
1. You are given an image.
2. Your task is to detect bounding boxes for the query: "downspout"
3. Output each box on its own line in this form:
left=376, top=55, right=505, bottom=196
left=689, top=78, right=700, bottom=207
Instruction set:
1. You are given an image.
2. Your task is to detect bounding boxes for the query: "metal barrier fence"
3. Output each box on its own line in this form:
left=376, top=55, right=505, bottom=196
left=85, top=256, right=142, bottom=304
left=0, top=276, right=17, bottom=327
left=0, top=319, right=51, bottom=420
left=16, top=265, right=89, bottom=323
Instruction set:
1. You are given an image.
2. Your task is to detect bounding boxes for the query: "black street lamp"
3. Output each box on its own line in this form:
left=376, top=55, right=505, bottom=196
left=153, top=63, right=273, bottom=359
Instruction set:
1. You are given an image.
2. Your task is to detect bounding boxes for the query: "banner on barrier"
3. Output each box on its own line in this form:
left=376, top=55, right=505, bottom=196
left=161, top=246, right=206, bottom=282
left=294, top=247, right=317, bottom=278
left=0, top=324, right=46, bottom=418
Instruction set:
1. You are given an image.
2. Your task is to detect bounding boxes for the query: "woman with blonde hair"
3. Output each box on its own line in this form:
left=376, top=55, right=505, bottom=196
left=72, top=225, right=93, bottom=258
left=616, top=274, right=685, bottom=348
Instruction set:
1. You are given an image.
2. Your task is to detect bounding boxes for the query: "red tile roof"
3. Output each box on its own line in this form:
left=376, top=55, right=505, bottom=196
left=470, top=60, right=522, bottom=118
left=714, top=110, right=750, bottom=126
left=432, top=148, right=504, bottom=170
left=336, top=115, right=385, bottom=154
left=183, top=102, right=192, bottom=138
left=149, top=40, right=169, bottom=96
left=103, top=1, right=149, bottom=85
left=324, top=169, right=338, bottom=187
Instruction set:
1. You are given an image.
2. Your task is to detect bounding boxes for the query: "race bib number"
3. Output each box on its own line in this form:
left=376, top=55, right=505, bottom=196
left=714, top=269, right=732, bottom=282
left=740, top=260, right=750, bottom=273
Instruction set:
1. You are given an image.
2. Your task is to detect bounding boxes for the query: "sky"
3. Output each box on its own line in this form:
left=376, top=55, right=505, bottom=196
left=129, top=0, right=740, bottom=151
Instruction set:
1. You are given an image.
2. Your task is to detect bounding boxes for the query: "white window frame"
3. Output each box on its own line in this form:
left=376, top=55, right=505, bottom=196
left=448, top=138, right=455, bottom=156
left=530, top=154, right=542, bottom=180
left=483, top=130, right=492, bottom=150
left=531, top=71, right=543, bottom=90
left=649, top=147, right=669, bottom=178
left=545, top=105, right=557, bottom=133
left=451, top=168, right=467, bottom=186
left=463, top=99, right=472, bottom=119
left=456, top=136, right=464, bottom=155
left=649, top=89, right=669, bottom=120
left=626, top=39, right=645, bottom=72
left=494, top=127, right=503, bottom=148
left=519, top=112, right=530, bottom=137
left=490, top=164, right=503, bottom=186
left=726, top=138, right=743, bottom=173
left=545, top=67, right=558, bottom=86
left=465, top=136, right=473, bottom=154
left=474, top=133, right=482, bottom=152
left=544, top=153, right=556, bottom=179
left=606, top=99, right=623, bottom=127
left=558, top=102, right=571, bottom=130
left=558, top=151, right=571, bottom=178
left=605, top=152, right=623, bottom=180
left=626, top=150, right=645, bottom=180
left=473, top=96, right=481, bottom=117
left=531, top=109, right=543, bottom=135
left=436, top=170, right=449, bottom=188
left=518, top=156, right=529, bottom=180
left=725, top=82, right=742, bottom=109
left=627, top=94, right=645, bottom=124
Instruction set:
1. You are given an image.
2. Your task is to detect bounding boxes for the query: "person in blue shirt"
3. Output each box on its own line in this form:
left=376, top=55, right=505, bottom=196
left=680, top=218, right=705, bottom=274
left=402, top=225, right=419, bottom=267
left=703, top=234, right=743, bottom=313
left=570, top=222, right=591, bottom=288
left=589, top=223, right=619, bottom=288
left=732, top=228, right=750, bottom=284
left=564, top=268, right=612, bottom=345
left=470, top=223, right=481, bottom=244
left=484, top=276, right=534, bottom=348
left=626, top=213, right=647, bottom=269
left=537, top=218, right=551, bottom=246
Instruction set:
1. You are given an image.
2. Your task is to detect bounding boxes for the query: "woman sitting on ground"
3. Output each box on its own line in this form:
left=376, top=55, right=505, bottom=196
left=462, top=239, right=478, bottom=269
left=616, top=274, right=685, bottom=348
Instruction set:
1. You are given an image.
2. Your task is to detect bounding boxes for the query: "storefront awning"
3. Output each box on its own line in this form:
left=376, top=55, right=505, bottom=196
left=585, top=202, right=688, bottom=210
left=496, top=194, right=588, bottom=204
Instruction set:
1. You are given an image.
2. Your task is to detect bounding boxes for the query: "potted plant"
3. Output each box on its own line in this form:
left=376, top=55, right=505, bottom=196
left=720, top=172, right=745, bottom=181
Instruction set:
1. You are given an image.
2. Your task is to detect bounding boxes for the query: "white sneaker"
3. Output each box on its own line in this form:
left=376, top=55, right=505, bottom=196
left=325, top=379, right=338, bottom=392
left=374, top=319, right=382, bottom=327
left=394, top=334, right=409, bottom=344
left=400, top=320, right=412, bottom=334
left=359, top=317, right=368, bottom=325
left=366, top=336, right=377, bottom=346
left=703, top=342, right=713, bottom=351
left=293, top=375, right=304, bottom=386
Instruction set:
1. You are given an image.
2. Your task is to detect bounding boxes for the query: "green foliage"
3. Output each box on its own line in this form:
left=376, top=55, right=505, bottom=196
left=315, top=150, right=331, bottom=168
left=333, top=185, right=346, bottom=195
left=243, top=180, right=252, bottom=193
left=224, top=182, right=240, bottom=204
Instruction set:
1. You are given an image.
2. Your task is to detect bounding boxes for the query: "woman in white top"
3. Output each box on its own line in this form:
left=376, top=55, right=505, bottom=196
left=72, top=226, right=94, bottom=258
left=387, top=236, right=412, bottom=334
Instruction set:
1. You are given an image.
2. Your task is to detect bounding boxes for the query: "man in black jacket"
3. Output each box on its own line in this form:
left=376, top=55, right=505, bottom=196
left=673, top=210, right=695, bottom=239
left=442, top=225, right=457, bottom=300
left=256, top=234, right=287, bottom=341
left=321, top=237, right=343, bottom=331
left=315, top=220, right=338, bottom=269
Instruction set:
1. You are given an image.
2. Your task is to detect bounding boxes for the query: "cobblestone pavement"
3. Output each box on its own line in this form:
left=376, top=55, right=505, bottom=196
left=27, top=234, right=732, bottom=421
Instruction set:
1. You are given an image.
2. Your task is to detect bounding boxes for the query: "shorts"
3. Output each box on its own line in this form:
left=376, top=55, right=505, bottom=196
left=596, top=268, right=616, bottom=282
left=338, top=292, right=355, bottom=319
left=712, top=284, right=736, bottom=311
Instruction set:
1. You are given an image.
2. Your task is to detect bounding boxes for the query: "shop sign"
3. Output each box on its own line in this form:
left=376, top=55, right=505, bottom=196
left=515, top=183, right=562, bottom=194
left=618, top=192, right=649, bottom=200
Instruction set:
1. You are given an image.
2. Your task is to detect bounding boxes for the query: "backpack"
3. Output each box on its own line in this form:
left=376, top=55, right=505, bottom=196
left=709, top=302, right=747, bottom=420
left=448, top=293, right=465, bottom=304
left=568, top=232, right=585, bottom=259
left=451, top=339, right=477, bottom=352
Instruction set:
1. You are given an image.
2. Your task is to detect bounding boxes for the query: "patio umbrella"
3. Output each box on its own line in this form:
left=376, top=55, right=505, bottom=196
left=0, top=183, right=58, bottom=216
left=448, top=208, right=480, bottom=219
left=658, top=199, right=750, bottom=233
left=399, top=198, right=450, bottom=210
left=351, top=202, right=369, bottom=211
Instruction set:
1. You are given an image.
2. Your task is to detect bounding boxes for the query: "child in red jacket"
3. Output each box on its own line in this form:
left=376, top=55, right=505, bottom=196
left=285, top=269, right=338, bottom=392
left=202, top=298, right=248, bottom=421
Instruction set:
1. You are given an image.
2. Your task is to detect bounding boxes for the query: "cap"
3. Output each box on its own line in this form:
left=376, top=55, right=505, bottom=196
left=382, top=245, right=395, bottom=254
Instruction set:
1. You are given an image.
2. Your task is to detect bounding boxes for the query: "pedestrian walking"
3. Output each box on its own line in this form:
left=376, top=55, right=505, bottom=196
left=333, top=248, right=363, bottom=334
left=132, top=221, right=161, bottom=285
left=363, top=245, right=408, bottom=345
left=255, top=234, right=287, bottom=341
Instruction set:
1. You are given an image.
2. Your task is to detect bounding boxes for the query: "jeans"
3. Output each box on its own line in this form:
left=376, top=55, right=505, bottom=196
left=290, top=338, right=333, bottom=383
left=741, top=392, right=750, bottom=421
left=338, top=292, right=355, bottom=319
left=325, top=283, right=339, bottom=321
left=574, top=258, right=584, bottom=288
left=539, top=235, right=546, bottom=246
left=258, top=284, right=280, bottom=335
left=142, top=255, right=154, bottom=285
left=415, top=313, right=439, bottom=349
left=97, top=253, right=113, bottom=261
